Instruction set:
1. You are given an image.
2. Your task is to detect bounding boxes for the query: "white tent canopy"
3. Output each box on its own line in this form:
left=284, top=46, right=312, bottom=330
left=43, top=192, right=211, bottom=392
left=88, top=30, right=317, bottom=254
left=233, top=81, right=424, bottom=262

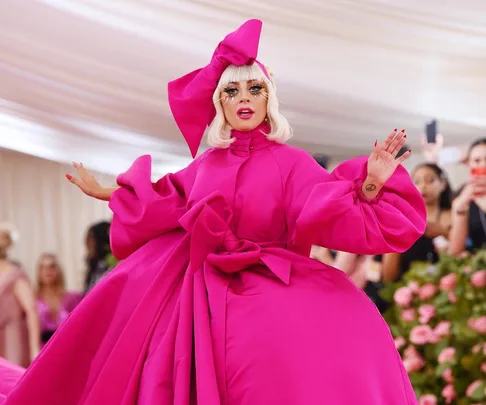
left=1, top=0, right=485, bottom=176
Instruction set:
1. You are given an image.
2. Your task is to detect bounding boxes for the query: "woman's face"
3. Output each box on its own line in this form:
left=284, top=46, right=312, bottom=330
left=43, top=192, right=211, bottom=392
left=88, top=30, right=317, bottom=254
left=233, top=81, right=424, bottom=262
left=468, top=144, right=486, bottom=170
left=220, top=79, right=268, bottom=132
left=86, top=231, right=96, bottom=259
left=0, top=230, right=12, bottom=252
left=413, top=166, right=444, bottom=206
left=39, top=257, right=59, bottom=286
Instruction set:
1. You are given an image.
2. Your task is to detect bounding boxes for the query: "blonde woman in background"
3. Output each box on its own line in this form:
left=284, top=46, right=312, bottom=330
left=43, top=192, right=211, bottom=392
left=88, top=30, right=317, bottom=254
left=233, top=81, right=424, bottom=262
left=35, top=254, right=82, bottom=347
left=0, top=224, right=40, bottom=367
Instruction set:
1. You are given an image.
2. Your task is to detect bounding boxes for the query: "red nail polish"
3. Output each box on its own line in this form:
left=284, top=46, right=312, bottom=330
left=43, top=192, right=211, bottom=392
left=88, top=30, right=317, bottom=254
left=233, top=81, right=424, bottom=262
left=408, top=149, right=412, bottom=153
left=394, top=128, right=397, bottom=132
left=374, top=140, right=377, bottom=146
left=404, top=134, right=407, bottom=138
left=65, top=174, right=72, bottom=180
left=401, top=129, right=405, bottom=132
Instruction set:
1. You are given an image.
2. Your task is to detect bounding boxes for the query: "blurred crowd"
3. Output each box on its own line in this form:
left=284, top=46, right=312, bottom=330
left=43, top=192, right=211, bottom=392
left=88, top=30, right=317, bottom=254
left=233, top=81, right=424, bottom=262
left=1, top=135, right=485, bottom=369
left=312, top=136, right=486, bottom=312
left=0, top=221, right=114, bottom=367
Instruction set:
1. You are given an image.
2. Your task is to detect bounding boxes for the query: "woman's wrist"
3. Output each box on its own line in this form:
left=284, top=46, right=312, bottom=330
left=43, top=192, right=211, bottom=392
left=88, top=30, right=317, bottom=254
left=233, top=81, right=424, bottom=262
left=99, top=187, right=118, bottom=201
left=361, top=175, right=384, bottom=199
left=452, top=199, right=470, bottom=215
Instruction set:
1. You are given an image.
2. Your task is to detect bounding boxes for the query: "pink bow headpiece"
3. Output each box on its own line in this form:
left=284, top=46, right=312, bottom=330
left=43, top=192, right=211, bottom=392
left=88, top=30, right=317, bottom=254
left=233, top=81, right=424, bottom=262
left=168, top=19, right=269, bottom=158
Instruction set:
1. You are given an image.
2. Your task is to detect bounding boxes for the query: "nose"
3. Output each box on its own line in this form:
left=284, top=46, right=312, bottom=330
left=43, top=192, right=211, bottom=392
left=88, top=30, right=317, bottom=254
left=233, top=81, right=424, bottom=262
left=238, top=88, right=251, bottom=103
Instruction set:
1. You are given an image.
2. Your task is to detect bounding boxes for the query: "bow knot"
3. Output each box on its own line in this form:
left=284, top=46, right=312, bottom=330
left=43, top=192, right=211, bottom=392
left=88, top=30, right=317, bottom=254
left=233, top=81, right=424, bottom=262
left=179, top=192, right=291, bottom=285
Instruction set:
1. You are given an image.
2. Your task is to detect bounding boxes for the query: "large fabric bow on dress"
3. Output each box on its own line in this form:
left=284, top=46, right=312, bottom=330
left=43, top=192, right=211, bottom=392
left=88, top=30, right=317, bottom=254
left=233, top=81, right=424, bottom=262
left=168, top=19, right=269, bottom=158
left=173, top=191, right=291, bottom=404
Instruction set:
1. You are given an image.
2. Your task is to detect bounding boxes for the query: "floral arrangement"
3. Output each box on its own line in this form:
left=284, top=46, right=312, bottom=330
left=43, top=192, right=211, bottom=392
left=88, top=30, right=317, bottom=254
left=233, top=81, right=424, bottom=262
left=379, top=250, right=486, bottom=405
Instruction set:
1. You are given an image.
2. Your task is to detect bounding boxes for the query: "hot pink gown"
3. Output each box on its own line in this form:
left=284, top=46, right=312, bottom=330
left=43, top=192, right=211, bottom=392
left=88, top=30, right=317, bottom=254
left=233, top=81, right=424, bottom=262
left=0, top=123, right=425, bottom=404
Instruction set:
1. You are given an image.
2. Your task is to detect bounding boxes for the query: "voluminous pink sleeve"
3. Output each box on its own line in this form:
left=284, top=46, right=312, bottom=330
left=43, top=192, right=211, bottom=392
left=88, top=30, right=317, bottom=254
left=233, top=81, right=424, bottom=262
left=288, top=153, right=426, bottom=255
left=108, top=153, right=204, bottom=259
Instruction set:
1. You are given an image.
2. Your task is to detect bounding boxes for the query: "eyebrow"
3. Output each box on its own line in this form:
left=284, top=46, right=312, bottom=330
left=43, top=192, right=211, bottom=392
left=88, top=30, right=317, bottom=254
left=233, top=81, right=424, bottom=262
left=226, top=80, right=264, bottom=85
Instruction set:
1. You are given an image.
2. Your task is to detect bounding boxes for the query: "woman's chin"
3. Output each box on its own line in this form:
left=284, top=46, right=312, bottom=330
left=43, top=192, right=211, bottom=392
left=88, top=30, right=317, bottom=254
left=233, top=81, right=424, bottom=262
left=231, top=118, right=264, bottom=132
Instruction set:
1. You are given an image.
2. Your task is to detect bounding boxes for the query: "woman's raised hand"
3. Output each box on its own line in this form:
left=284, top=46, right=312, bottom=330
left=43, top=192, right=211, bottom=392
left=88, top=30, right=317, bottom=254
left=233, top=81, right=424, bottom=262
left=366, top=129, right=410, bottom=186
left=66, top=162, right=113, bottom=201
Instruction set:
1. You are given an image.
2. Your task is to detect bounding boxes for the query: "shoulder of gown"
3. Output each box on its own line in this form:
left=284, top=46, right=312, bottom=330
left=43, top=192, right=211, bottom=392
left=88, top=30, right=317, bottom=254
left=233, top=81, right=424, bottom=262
left=275, top=146, right=426, bottom=255
left=108, top=150, right=211, bottom=259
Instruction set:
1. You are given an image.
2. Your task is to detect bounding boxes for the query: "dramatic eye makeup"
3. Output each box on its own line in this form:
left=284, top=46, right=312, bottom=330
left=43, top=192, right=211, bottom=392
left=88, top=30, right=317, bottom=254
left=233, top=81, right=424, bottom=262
left=221, top=80, right=267, bottom=98
left=248, top=81, right=266, bottom=95
left=223, top=86, right=239, bottom=97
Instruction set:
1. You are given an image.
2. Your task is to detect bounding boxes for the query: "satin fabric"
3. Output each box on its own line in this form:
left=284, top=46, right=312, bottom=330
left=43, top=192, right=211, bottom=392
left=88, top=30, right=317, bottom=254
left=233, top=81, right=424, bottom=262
left=1, top=123, right=425, bottom=404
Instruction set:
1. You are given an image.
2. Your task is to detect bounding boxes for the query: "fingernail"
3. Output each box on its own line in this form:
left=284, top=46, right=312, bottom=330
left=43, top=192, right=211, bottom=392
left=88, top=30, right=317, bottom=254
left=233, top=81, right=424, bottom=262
left=404, top=134, right=407, bottom=138
left=374, top=139, right=377, bottom=146
left=408, top=149, right=412, bottom=153
left=401, top=129, right=405, bottom=132
left=394, top=128, right=397, bottom=132
left=65, top=174, right=72, bottom=180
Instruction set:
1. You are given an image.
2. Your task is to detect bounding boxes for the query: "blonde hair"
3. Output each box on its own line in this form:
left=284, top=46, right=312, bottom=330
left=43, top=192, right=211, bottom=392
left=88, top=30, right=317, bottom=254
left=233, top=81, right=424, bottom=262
left=36, top=253, right=65, bottom=298
left=0, top=222, right=19, bottom=243
left=207, top=63, right=292, bottom=148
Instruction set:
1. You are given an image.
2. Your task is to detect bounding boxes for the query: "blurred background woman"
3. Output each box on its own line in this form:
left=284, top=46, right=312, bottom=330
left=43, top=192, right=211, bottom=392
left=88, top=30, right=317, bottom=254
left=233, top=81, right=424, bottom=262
left=449, top=138, right=486, bottom=255
left=35, top=253, right=82, bottom=347
left=84, top=221, right=114, bottom=294
left=383, top=163, right=452, bottom=282
left=0, top=224, right=40, bottom=367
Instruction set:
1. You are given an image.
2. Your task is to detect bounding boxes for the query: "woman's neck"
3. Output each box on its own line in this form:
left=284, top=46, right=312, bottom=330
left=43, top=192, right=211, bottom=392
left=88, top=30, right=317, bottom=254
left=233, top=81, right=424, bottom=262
left=230, top=121, right=270, bottom=137
left=40, top=285, right=63, bottom=297
left=425, top=203, right=441, bottom=220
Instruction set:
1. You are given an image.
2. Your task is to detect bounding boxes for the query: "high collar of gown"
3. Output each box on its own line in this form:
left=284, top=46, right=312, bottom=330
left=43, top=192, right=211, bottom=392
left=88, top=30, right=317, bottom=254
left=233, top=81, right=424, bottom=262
left=229, top=122, right=273, bottom=155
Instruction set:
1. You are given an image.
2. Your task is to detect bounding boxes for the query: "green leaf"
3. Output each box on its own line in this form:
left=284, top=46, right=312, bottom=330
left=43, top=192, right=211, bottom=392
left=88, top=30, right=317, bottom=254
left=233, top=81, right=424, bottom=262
left=435, top=362, right=451, bottom=377
left=434, top=340, right=450, bottom=358
left=389, top=325, right=402, bottom=338
left=460, top=355, right=476, bottom=371
left=470, top=381, right=486, bottom=401
left=378, top=285, right=395, bottom=302
left=434, top=291, right=450, bottom=307
left=409, top=371, right=429, bottom=386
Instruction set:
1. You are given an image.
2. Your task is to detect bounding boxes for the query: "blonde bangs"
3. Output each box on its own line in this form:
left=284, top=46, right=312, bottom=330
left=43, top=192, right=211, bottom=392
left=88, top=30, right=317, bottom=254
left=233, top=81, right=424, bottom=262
left=217, top=64, right=269, bottom=88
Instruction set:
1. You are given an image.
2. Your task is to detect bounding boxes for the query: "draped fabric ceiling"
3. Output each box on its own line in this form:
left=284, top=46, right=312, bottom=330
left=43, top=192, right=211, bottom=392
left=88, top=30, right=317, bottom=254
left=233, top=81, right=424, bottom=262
left=1, top=0, right=486, bottom=177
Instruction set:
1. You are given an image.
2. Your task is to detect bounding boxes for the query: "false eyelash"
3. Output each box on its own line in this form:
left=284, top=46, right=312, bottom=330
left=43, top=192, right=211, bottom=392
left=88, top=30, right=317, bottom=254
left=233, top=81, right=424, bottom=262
left=223, top=87, right=238, bottom=96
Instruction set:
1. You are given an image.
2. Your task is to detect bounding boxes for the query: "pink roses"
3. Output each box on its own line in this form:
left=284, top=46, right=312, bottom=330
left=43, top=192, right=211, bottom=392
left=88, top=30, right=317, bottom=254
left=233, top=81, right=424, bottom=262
left=402, top=345, right=424, bottom=374
left=438, top=347, right=456, bottom=364
left=418, top=304, right=436, bottom=324
left=418, top=394, right=437, bottom=405
left=441, top=384, right=456, bottom=404
left=469, top=316, right=486, bottom=334
left=410, top=325, right=435, bottom=345
left=439, top=273, right=457, bottom=292
left=401, top=308, right=416, bottom=322
left=394, top=286, right=413, bottom=307
left=419, top=283, right=437, bottom=301
left=471, top=270, right=486, bottom=288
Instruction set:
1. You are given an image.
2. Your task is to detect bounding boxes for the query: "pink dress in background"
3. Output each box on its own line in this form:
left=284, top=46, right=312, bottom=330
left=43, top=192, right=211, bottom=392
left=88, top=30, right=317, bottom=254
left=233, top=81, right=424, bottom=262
left=0, top=358, right=23, bottom=404
left=36, top=292, right=82, bottom=347
left=0, top=267, right=30, bottom=368
left=1, top=123, right=425, bottom=404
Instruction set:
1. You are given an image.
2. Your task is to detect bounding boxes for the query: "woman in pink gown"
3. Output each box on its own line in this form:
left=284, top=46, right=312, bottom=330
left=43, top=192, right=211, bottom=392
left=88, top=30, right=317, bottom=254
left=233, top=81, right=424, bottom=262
left=34, top=253, right=82, bottom=347
left=0, top=20, right=425, bottom=405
